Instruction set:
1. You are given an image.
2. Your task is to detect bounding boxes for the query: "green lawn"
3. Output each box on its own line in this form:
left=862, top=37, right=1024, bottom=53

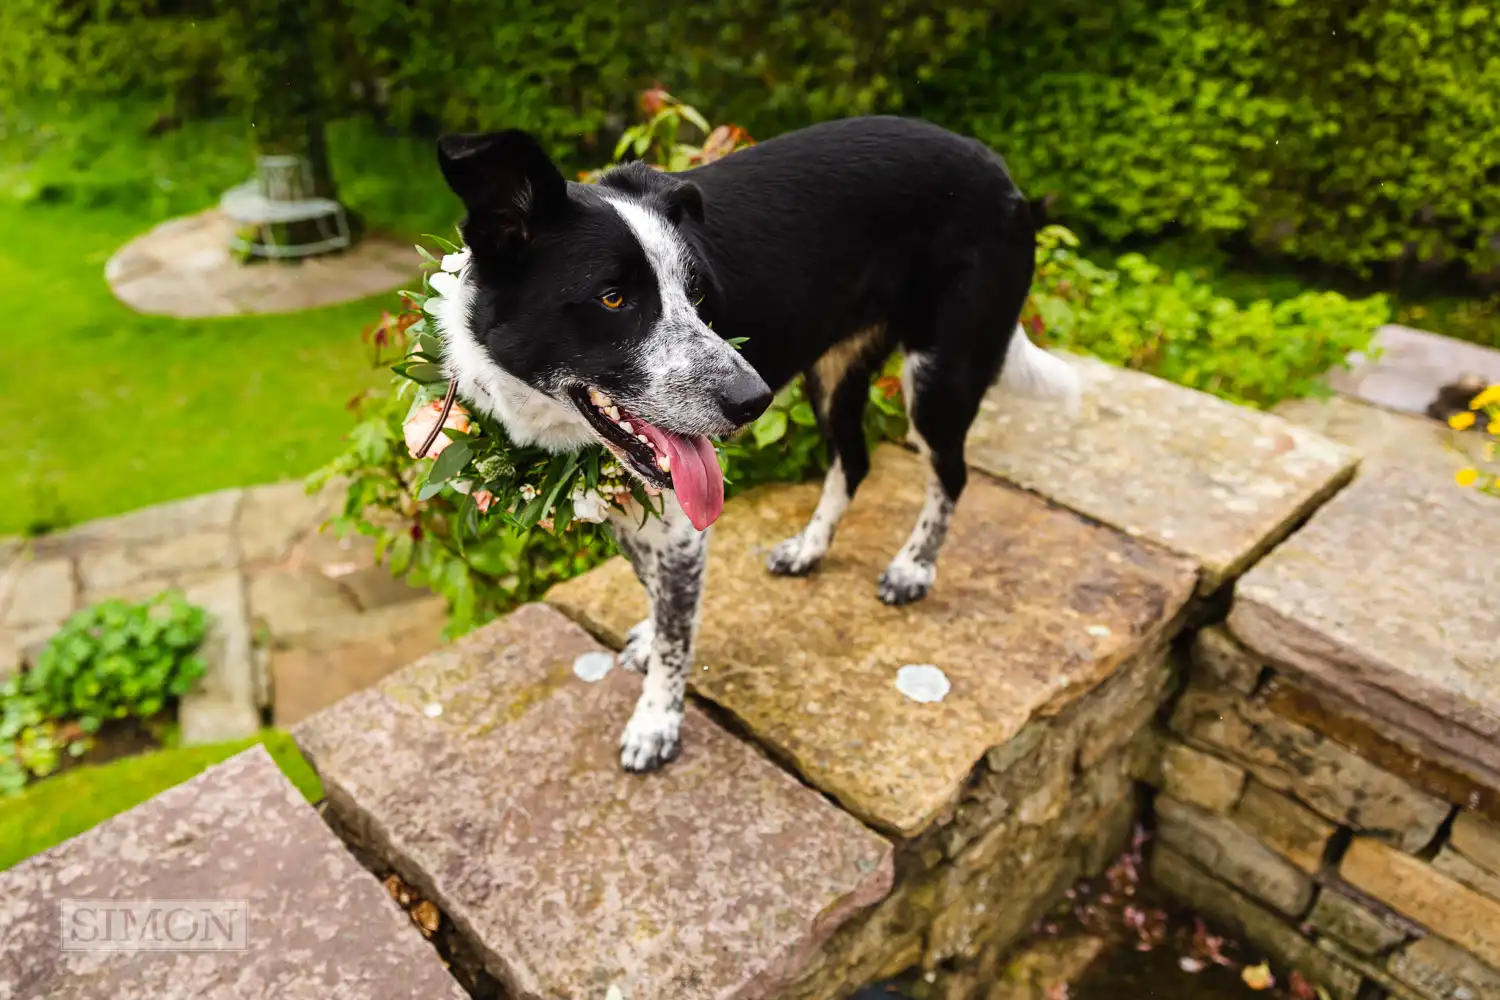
left=0, top=200, right=393, bottom=535
left=0, top=729, right=322, bottom=871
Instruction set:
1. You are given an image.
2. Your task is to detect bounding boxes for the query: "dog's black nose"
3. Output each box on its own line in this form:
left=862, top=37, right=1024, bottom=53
left=718, top=371, right=773, bottom=426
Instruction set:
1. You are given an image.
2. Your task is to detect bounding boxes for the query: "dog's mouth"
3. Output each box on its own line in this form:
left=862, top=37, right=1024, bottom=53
left=568, top=386, right=725, bottom=531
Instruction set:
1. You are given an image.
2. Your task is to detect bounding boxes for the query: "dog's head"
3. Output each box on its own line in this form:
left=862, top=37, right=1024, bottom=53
left=431, top=130, right=771, bottom=531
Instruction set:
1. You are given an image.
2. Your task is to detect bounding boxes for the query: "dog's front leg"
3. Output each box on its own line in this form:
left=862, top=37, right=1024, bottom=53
left=608, top=502, right=708, bottom=773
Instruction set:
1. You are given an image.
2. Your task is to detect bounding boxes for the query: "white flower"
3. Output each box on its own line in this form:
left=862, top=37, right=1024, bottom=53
left=451, top=479, right=473, bottom=495
left=428, top=270, right=461, bottom=299
left=440, top=248, right=471, bottom=273
left=571, top=489, right=611, bottom=523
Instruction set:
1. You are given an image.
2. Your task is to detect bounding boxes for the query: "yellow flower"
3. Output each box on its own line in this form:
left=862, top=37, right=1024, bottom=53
left=1489, top=419, right=1500, bottom=436
left=1449, top=411, right=1476, bottom=430
left=1456, top=468, right=1479, bottom=488
left=1471, top=384, right=1500, bottom=409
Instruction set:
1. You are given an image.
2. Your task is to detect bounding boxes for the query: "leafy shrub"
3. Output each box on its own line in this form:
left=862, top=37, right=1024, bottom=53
left=924, top=0, right=1500, bottom=281
left=1026, top=226, right=1389, bottom=409
left=0, top=592, right=209, bottom=794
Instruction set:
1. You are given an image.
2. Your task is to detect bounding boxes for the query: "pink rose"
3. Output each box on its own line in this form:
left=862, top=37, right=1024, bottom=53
left=404, top=401, right=472, bottom=459
left=473, top=490, right=495, bottom=513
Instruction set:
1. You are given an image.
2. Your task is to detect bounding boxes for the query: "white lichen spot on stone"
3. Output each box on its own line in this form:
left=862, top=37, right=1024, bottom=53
left=896, top=664, right=951, bottom=704
left=1087, top=624, right=1112, bottom=638
left=605, top=986, right=625, bottom=1000
left=422, top=702, right=443, bottom=719
left=572, top=651, right=615, bottom=683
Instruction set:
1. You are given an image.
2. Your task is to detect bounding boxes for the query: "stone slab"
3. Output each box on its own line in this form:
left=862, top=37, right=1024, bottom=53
left=965, top=352, right=1356, bottom=592
left=1151, top=845, right=1364, bottom=1000
left=1451, top=812, right=1500, bottom=876
left=176, top=572, right=260, bottom=745
left=107, top=210, right=416, bottom=319
left=1159, top=740, right=1246, bottom=815
left=1307, top=889, right=1405, bottom=957
left=1261, top=674, right=1500, bottom=821
left=1233, top=780, right=1336, bottom=875
left=293, top=603, right=894, bottom=1000
left=1326, top=323, right=1500, bottom=416
left=1172, top=684, right=1449, bottom=852
left=0, top=557, right=75, bottom=629
left=1273, top=393, right=1488, bottom=475
left=33, top=489, right=244, bottom=558
left=236, top=479, right=343, bottom=566
left=1388, top=935, right=1500, bottom=1000
left=77, top=531, right=238, bottom=593
left=0, top=745, right=467, bottom=1000
left=1154, top=796, right=1314, bottom=916
left=271, top=596, right=446, bottom=725
left=1229, top=463, right=1500, bottom=770
left=1434, top=845, right=1500, bottom=903
left=1341, top=837, right=1500, bottom=969
left=548, top=445, right=1198, bottom=837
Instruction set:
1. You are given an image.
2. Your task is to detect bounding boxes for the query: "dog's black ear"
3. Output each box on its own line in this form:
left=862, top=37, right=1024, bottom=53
left=663, top=181, right=705, bottom=226
left=437, top=130, right=567, bottom=256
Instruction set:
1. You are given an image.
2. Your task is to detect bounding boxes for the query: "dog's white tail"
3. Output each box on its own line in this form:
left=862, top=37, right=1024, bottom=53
left=999, top=324, right=1082, bottom=416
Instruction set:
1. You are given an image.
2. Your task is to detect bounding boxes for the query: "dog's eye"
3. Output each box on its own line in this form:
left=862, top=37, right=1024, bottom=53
left=599, top=290, right=625, bottom=310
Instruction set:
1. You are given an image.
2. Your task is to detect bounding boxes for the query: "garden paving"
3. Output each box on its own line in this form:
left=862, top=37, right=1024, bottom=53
left=0, top=745, right=467, bottom=1000
left=0, top=479, right=446, bottom=740
left=105, top=209, right=416, bottom=318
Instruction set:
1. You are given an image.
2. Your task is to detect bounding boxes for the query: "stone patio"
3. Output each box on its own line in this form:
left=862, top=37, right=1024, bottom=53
left=105, top=210, right=417, bottom=318
left=0, top=480, right=446, bottom=743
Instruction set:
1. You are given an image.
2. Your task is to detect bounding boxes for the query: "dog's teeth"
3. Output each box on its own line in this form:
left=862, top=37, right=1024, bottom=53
left=637, top=434, right=650, bottom=445
left=606, top=406, right=620, bottom=420
left=619, top=421, right=633, bottom=434
left=657, top=455, right=672, bottom=472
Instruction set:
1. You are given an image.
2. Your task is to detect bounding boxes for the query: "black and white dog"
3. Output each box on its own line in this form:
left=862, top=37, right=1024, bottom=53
left=430, top=116, right=1078, bottom=772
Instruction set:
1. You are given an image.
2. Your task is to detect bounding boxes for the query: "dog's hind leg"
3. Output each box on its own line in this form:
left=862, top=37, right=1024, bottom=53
left=610, top=501, right=709, bottom=772
left=767, top=328, right=885, bottom=577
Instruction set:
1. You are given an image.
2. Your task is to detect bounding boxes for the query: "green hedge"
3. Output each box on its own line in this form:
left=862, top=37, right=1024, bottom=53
left=922, top=0, right=1500, bottom=280
left=4, top=0, right=1497, bottom=281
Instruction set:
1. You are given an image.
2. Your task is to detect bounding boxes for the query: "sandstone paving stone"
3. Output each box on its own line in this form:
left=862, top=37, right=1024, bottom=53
left=1191, top=625, right=1266, bottom=695
left=1172, top=684, right=1450, bottom=852
left=1158, top=740, right=1247, bottom=815
left=1307, top=889, right=1406, bottom=957
left=1151, top=845, right=1364, bottom=1000
left=1229, top=463, right=1500, bottom=776
left=236, top=479, right=343, bottom=565
left=176, top=572, right=260, bottom=745
left=1341, top=838, right=1500, bottom=969
left=248, top=567, right=360, bottom=639
left=964, top=352, right=1356, bottom=592
left=1273, top=393, right=1488, bottom=475
left=34, top=489, right=244, bottom=557
left=1154, top=795, right=1314, bottom=917
left=1433, top=846, right=1500, bottom=903
left=1325, top=323, right=1500, bottom=416
left=77, top=531, right=238, bottom=593
left=1233, top=780, right=1337, bottom=874
left=1388, top=935, right=1500, bottom=1000
left=548, top=445, right=1198, bottom=837
left=0, top=745, right=467, bottom=1000
left=1451, top=812, right=1500, bottom=876
left=0, top=557, right=75, bottom=629
left=271, top=596, right=446, bottom=725
left=0, top=622, right=58, bottom=680
left=294, top=603, right=894, bottom=1000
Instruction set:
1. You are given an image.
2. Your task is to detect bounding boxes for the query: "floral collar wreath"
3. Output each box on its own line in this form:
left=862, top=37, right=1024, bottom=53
left=395, top=236, right=665, bottom=541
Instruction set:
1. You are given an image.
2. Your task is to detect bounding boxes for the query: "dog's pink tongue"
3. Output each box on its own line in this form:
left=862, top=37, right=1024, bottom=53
left=664, top=432, right=724, bottom=531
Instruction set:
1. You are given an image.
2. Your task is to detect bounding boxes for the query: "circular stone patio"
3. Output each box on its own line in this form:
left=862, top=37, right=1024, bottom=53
left=105, top=209, right=419, bottom=317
